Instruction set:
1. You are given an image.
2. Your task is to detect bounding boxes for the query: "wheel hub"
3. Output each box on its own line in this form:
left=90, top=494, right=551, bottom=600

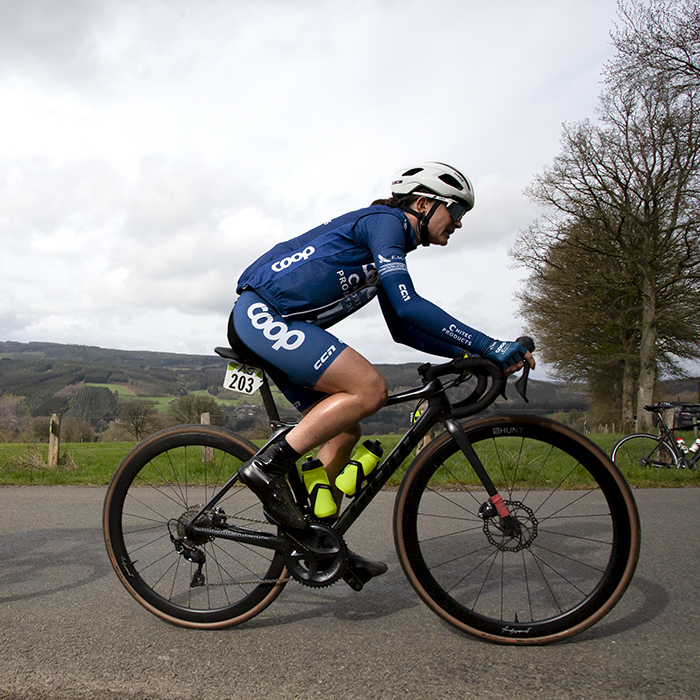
left=176, top=504, right=216, bottom=546
left=483, top=500, right=538, bottom=552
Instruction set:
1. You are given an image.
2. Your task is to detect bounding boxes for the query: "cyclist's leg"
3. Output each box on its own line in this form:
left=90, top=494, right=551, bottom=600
left=232, top=293, right=387, bottom=528
left=315, top=422, right=362, bottom=506
left=286, top=347, right=387, bottom=455
left=298, top=412, right=388, bottom=584
left=233, top=292, right=387, bottom=452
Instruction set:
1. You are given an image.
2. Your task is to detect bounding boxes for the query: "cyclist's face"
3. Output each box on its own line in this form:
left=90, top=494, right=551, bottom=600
left=426, top=201, right=462, bottom=246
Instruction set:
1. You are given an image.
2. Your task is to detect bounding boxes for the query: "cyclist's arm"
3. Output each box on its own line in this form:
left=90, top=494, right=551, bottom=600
left=377, top=289, right=463, bottom=358
left=364, top=217, right=505, bottom=358
left=381, top=271, right=532, bottom=370
left=357, top=212, right=531, bottom=370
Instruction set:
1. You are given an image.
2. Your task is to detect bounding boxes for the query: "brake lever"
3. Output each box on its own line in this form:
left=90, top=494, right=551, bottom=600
left=514, top=365, right=530, bottom=403
left=514, top=335, right=535, bottom=404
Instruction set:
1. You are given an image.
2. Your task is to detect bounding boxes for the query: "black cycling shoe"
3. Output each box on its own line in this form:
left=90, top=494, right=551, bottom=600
left=346, top=550, right=388, bottom=584
left=238, top=457, right=308, bottom=530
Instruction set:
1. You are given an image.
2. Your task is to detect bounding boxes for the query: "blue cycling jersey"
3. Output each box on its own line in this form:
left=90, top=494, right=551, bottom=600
left=237, top=205, right=494, bottom=358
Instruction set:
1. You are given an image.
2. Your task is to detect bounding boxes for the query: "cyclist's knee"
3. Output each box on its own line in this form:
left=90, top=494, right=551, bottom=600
left=362, top=373, right=388, bottom=414
left=338, top=422, right=363, bottom=443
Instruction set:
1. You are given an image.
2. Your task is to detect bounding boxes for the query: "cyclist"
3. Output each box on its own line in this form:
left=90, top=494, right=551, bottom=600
left=228, top=161, right=535, bottom=583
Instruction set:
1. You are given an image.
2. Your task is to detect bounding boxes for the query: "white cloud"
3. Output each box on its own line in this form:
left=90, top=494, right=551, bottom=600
left=4, top=0, right=683, bottom=382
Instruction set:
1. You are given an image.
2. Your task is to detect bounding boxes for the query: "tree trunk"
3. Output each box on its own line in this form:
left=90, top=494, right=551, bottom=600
left=636, top=273, right=658, bottom=431
left=621, top=360, right=636, bottom=433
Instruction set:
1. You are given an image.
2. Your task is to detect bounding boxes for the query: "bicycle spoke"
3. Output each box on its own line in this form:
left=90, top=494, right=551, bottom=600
left=396, top=416, right=639, bottom=643
left=104, top=426, right=286, bottom=628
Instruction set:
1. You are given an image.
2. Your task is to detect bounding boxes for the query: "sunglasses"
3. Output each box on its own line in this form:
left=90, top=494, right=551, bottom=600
left=425, top=195, right=470, bottom=222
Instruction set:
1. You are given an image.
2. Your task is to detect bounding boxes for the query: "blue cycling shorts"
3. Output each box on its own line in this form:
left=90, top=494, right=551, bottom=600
left=230, top=290, right=348, bottom=412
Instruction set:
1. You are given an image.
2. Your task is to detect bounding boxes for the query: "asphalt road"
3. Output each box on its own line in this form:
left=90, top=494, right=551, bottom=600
left=1, top=485, right=698, bottom=700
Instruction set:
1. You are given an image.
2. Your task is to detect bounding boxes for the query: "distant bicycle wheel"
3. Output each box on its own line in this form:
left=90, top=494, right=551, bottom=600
left=612, top=433, right=679, bottom=469
left=394, top=415, right=640, bottom=645
left=104, top=425, right=287, bottom=629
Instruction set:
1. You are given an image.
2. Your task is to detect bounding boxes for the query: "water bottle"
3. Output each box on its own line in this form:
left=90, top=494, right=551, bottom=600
left=335, top=440, right=383, bottom=497
left=689, top=438, right=700, bottom=454
left=675, top=437, right=689, bottom=454
left=301, top=457, right=337, bottom=518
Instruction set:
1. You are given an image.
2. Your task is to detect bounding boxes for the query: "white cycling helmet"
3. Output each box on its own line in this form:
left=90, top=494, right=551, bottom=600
left=392, top=162, right=475, bottom=211
left=391, top=162, right=474, bottom=246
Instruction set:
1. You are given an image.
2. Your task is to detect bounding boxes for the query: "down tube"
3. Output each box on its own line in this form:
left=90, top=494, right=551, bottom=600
left=335, top=410, right=438, bottom=535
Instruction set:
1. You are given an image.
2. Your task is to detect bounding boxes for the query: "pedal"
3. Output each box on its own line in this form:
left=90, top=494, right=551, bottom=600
left=341, top=567, right=364, bottom=592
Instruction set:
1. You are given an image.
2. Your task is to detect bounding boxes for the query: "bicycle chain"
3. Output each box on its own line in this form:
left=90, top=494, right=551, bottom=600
left=199, top=515, right=343, bottom=588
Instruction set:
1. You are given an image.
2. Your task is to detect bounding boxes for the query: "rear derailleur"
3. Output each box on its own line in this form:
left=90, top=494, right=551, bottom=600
left=168, top=504, right=228, bottom=588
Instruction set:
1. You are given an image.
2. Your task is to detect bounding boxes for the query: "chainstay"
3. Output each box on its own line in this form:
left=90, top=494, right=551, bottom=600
left=198, top=516, right=341, bottom=587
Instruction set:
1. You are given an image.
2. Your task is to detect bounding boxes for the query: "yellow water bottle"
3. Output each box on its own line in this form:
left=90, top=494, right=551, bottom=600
left=301, top=457, right=337, bottom=518
left=335, top=440, right=383, bottom=497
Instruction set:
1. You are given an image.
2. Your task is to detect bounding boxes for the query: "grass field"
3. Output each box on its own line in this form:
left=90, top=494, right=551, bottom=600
left=0, top=429, right=698, bottom=488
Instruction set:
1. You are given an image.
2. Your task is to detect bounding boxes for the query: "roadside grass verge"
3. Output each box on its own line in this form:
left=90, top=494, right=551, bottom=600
left=0, top=431, right=698, bottom=487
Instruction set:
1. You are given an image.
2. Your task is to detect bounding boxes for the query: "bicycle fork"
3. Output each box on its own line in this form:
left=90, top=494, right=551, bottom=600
left=443, top=418, right=522, bottom=538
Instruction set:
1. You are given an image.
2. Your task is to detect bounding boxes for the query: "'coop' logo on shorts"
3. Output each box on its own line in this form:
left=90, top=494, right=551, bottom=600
left=271, top=246, right=315, bottom=272
left=247, top=303, right=305, bottom=351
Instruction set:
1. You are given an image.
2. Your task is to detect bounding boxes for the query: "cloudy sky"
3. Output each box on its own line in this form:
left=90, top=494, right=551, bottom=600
left=0, top=0, right=622, bottom=367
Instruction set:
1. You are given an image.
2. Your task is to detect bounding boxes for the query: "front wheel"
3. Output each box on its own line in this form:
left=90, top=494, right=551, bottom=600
left=394, top=415, right=640, bottom=645
left=103, top=425, right=288, bottom=629
left=612, top=433, right=679, bottom=469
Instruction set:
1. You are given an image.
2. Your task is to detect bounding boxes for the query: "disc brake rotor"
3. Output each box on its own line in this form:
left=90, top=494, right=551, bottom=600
left=483, top=500, right=538, bottom=552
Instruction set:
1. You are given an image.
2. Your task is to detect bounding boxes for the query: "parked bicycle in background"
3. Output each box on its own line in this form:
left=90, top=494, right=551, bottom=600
left=611, top=402, right=700, bottom=470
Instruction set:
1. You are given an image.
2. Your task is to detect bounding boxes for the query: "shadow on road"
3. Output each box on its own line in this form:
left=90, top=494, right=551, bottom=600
left=0, top=527, right=110, bottom=605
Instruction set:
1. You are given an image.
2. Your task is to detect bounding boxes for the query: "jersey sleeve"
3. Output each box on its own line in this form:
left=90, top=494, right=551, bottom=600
left=360, top=213, right=495, bottom=356
left=377, top=290, right=463, bottom=358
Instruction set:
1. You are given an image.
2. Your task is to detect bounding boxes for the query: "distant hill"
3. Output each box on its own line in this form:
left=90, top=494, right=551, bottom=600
left=0, top=340, right=590, bottom=431
left=0, top=340, right=223, bottom=418
left=0, top=340, right=220, bottom=369
left=3, top=340, right=697, bottom=439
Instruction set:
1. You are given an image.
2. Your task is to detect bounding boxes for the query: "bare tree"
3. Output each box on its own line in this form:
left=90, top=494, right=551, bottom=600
left=513, top=221, right=642, bottom=428
left=167, top=393, right=224, bottom=425
left=120, top=400, right=159, bottom=441
left=513, top=1, right=700, bottom=430
left=609, top=0, right=700, bottom=91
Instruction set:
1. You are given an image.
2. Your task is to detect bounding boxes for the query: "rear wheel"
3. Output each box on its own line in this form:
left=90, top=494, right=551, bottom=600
left=394, top=415, right=640, bottom=644
left=612, top=433, right=679, bottom=469
left=103, top=425, right=287, bottom=629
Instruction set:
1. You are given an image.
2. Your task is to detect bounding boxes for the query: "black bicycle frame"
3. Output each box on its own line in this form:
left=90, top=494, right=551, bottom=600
left=649, top=408, right=700, bottom=468
left=187, top=371, right=512, bottom=546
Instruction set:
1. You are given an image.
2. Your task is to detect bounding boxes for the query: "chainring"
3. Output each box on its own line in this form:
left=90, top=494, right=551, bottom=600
left=283, top=523, right=347, bottom=587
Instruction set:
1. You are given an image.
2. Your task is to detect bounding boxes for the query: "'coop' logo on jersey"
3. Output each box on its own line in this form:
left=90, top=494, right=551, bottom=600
left=271, top=246, right=315, bottom=272
left=247, top=303, right=305, bottom=351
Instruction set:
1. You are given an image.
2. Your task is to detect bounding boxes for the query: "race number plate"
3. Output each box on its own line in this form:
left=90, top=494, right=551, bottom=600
left=223, top=362, right=264, bottom=395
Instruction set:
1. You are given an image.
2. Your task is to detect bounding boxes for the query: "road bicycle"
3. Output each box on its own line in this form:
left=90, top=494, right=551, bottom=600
left=611, top=402, right=700, bottom=470
left=103, top=340, right=640, bottom=645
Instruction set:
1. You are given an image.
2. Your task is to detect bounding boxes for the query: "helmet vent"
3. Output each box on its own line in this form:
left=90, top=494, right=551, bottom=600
left=402, top=168, right=425, bottom=177
left=439, top=173, right=466, bottom=191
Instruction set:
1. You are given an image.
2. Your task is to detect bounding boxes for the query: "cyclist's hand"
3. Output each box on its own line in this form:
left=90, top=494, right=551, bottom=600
left=482, top=340, right=536, bottom=375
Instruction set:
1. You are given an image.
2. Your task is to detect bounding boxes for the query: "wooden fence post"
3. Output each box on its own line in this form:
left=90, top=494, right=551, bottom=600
left=662, top=406, right=675, bottom=436
left=201, top=412, right=214, bottom=462
left=48, top=413, right=61, bottom=467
